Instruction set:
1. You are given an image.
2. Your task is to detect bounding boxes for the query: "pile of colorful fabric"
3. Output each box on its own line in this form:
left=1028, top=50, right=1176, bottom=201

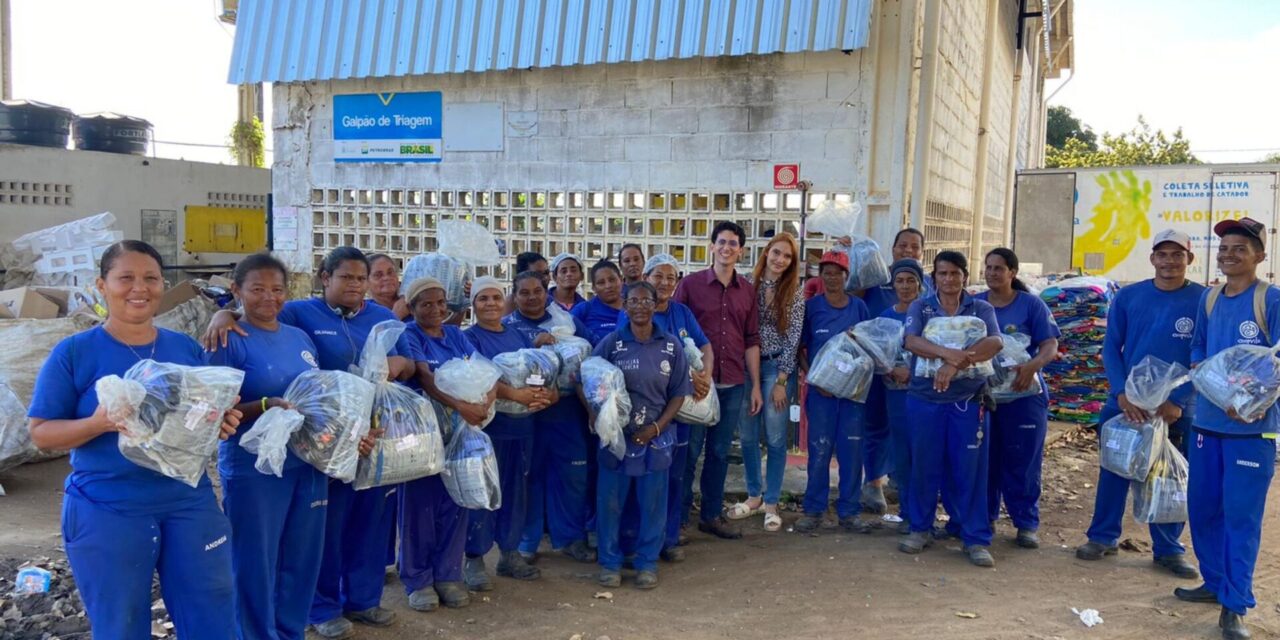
left=1039, top=275, right=1118, bottom=424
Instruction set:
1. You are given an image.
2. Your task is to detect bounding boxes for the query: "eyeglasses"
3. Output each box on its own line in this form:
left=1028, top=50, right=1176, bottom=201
left=714, top=239, right=741, bottom=248
left=626, top=298, right=656, bottom=309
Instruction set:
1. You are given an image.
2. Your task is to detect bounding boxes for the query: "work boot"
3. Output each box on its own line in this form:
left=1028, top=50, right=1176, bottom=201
left=311, top=617, right=354, bottom=639
left=1075, top=541, right=1118, bottom=561
left=896, top=519, right=911, bottom=535
left=898, top=531, right=932, bottom=554
left=634, top=570, right=659, bottom=590
left=839, top=516, right=872, bottom=534
left=518, top=550, right=538, bottom=564
left=434, top=581, right=470, bottom=608
left=345, top=607, right=396, bottom=627
left=1220, top=607, right=1251, bottom=639
left=1016, top=529, right=1040, bottom=549
left=496, top=550, right=541, bottom=580
left=793, top=514, right=823, bottom=533
left=408, top=588, right=439, bottom=612
left=698, top=517, right=742, bottom=539
left=464, top=556, right=493, bottom=592
left=660, top=546, right=686, bottom=563
left=597, top=569, right=622, bottom=588
left=1154, top=554, right=1200, bottom=580
left=861, top=483, right=888, bottom=514
left=1174, top=584, right=1219, bottom=604
left=561, top=539, right=597, bottom=563
left=964, top=545, right=996, bottom=568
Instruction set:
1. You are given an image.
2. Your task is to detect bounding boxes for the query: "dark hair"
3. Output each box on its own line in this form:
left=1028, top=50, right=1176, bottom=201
left=711, top=221, right=747, bottom=247
left=1222, top=228, right=1265, bottom=253
left=986, top=247, right=1029, bottom=293
left=366, top=253, right=396, bottom=269
left=233, top=252, right=289, bottom=287
left=589, top=259, right=622, bottom=283
left=513, top=269, right=547, bottom=291
left=933, top=250, right=969, bottom=279
left=99, top=240, right=164, bottom=278
left=321, top=246, right=369, bottom=276
left=515, top=251, right=547, bottom=274
left=624, top=281, right=658, bottom=301
left=893, top=228, right=926, bottom=247
left=618, top=243, right=644, bottom=262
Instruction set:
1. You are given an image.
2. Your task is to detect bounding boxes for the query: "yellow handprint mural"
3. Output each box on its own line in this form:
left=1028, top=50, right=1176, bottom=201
left=1073, top=170, right=1152, bottom=273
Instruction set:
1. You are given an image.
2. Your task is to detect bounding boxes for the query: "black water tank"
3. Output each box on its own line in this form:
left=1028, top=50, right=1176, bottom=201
left=74, top=112, right=152, bottom=155
left=0, top=100, right=75, bottom=148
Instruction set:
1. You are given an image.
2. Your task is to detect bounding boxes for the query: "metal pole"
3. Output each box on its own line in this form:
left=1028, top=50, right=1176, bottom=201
left=1, top=0, right=12, bottom=100
left=797, top=180, right=812, bottom=280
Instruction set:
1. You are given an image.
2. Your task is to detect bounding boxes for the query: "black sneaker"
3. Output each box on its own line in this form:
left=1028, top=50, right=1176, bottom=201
left=311, top=617, right=354, bottom=639
left=898, top=531, right=931, bottom=554
left=660, top=546, right=686, bottom=563
left=1220, top=607, right=1251, bottom=639
left=964, top=545, right=995, bottom=568
left=1016, top=529, right=1040, bottom=549
left=839, top=516, right=872, bottom=534
left=560, top=539, right=597, bottom=564
left=634, top=570, right=659, bottom=590
left=1154, top=554, right=1200, bottom=580
left=793, top=514, right=823, bottom=533
left=345, top=606, right=395, bottom=627
left=1075, top=541, right=1118, bottom=561
left=597, top=569, right=621, bottom=588
left=464, top=556, right=493, bottom=592
left=1174, top=584, right=1219, bottom=604
left=697, top=517, right=742, bottom=539
left=496, top=550, right=541, bottom=581
left=434, top=581, right=470, bottom=608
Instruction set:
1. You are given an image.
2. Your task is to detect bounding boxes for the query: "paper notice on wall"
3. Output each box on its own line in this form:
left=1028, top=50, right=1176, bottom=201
left=273, top=207, right=299, bottom=251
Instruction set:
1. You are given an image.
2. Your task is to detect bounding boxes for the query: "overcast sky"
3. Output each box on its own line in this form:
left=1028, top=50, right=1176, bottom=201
left=9, top=0, right=1278, bottom=166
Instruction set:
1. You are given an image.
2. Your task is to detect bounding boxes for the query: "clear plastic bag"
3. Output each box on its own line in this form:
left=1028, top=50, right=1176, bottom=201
left=539, top=303, right=578, bottom=338
left=493, top=348, right=561, bottom=416
left=842, top=236, right=891, bottom=291
left=239, top=407, right=305, bottom=477
left=0, top=383, right=35, bottom=474
left=437, top=220, right=502, bottom=267
left=807, top=332, right=875, bottom=403
left=580, top=356, right=630, bottom=459
left=675, top=338, right=718, bottom=425
left=284, top=370, right=377, bottom=482
left=806, top=200, right=861, bottom=238
left=400, top=253, right=472, bottom=311
left=1131, top=437, right=1189, bottom=524
left=851, top=317, right=905, bottom=374
left=544, top=336, right=592, bottom=391
left=883, top=349, right=912, bottom=391
left=1191, top=343, right=1280, bottom=422
left=988, top=333, right=1043, bottom=402
left=683, top=337, right=705, bottom=372
left=356, top=320, right=403, bottom=383
left=96, top=360, right=245, bottom=487
left=1126, top=356, right=1191, bottom=412
left=442, top=424, right=501, bottom=510
left=1099, top=415, right=1163, bottom=481
left=434, top=356, right=502, bottom=429
left=914, top=316, right=996, bottom=380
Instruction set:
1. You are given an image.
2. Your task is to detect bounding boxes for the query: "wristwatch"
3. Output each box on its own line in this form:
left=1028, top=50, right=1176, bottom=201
left=775, top=373, right=788, bottom=387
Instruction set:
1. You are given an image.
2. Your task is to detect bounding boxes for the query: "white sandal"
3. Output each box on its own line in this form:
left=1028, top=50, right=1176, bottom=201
left=726, top=499, right=764, bottom=520
left=763, top=510, right=783, bottom=532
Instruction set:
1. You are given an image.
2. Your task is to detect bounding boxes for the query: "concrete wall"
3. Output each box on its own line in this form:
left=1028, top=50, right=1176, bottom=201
left=0, top=144, right=270, bottom=266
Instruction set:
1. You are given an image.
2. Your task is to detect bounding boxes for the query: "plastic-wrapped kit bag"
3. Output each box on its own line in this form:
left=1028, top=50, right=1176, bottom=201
left=807, top=332, right=875, bottom=403
left=281, top=370, right=377, bottom=481
left=914, top=316, right=996, bottom=380
left=883, top=349, right=912, bottom=391
left=988, top=333, right=1042, bottom=403
left=437, top=220, right=502, bottom=267
left=1099, top=356, right=1189, bottom=481
left=1191, top=342, right=1280, bottom=422
left=539, top=303, right=577, bottom=338
left=544, top=337, right=592, bottom=391
left=400, top=253, right=472, bottom=311
left=675, top=337, right=719, bottom=425
left=353, top=321, right=445, bottom=489
left=806, top=200, right=861, bottom=238
left=239, top=407, right=305, bottom=477
left=96, top=360, right=244, bottom=487
left=1131, top=437, right=1189, bottom=524
left=842, top=236, right=891, bottom=291
left=442, top=424, right=501, bottom=510
left=580, top=357, right=630, bottom=459
left=851, top=317, right=905, bottom=374
left=433, top=356, right=503, bottom=431
left=493, top=348, right=561, bottom=416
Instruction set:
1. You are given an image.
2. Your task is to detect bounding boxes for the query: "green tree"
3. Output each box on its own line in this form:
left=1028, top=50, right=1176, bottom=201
left=1046, top=116, right=1198, bottom=168
left=1046, top=105, right=1097, bottom=151
left=228, top=117, right=266, bottom=168
left=1263, top=152, right=1280, bottom=164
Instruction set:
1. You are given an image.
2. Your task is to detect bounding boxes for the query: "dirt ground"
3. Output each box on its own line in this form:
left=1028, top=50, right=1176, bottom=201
left=2, top=423, right=1278, bottom=640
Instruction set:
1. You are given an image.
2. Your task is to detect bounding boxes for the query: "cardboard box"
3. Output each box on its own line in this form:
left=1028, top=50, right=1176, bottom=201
left=158, top=281, right=204, bottom=315
left=28, top=287, right=71, bottom=316
left=0, top=288, right=61, bottom=319
left=208, top=275, right=234, bottom=289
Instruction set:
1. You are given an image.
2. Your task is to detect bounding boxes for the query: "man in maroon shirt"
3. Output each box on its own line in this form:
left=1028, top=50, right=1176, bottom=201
left=674, top=221, right=763, bottom=539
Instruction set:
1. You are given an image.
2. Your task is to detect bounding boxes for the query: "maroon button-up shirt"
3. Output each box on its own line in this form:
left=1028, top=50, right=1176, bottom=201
left=673, top=267, right=760, bottom=386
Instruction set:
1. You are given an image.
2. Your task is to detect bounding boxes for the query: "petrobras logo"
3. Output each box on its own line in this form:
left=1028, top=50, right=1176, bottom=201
left=301, top=350, right=319, bottom=368
left=1240, top=320, right=1261, bottom=341
left=1174, top=316, right=1194, bottom=337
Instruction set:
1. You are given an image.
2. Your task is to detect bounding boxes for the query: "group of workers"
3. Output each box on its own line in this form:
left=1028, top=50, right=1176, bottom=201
left=23, top=216, right=1277, bottom=640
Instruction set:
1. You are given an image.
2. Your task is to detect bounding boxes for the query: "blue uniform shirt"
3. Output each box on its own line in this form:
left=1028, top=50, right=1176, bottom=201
left=619, top=300, right=710, bottom=350
left=278, top=298, right=408, bottom=373
left=592, top=323, right=692, bottom=475
left=205, top=322, right=320, bottom=478
left=28, top=327, right=212, bottom=516
left=904, top=293, right=1002, bottom=403
left=975, top=290, right=1062, bottom=398
left=1102, top=279, right=1206, bottom=410
left=1191, top=281, right=1280, bottom=436
left=401, top=321, right=476, bottom=391
left=571, top=296, right=624, bottom=346
left=801, top=293, right=870, bottom=358
left=503, top=309, right=593, bottom=424
left=464, top=323, right=536, bottom=439
left=502, top=309, right=593, bottom=345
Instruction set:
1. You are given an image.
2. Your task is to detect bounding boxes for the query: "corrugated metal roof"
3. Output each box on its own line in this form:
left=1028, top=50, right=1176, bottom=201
left=228, top=0, right=874, bottom=84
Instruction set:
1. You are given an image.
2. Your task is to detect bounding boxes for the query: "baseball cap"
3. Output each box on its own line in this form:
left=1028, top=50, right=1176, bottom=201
left=1213, top=217, right=1265, bottom=246
left=818, top=250, right=850, bottom=273
left=1151, top=229, right=1191, bottom=252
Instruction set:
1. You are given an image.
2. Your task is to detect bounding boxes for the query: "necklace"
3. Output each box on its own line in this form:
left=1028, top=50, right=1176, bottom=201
left=109, top=325, right=159, bottom=362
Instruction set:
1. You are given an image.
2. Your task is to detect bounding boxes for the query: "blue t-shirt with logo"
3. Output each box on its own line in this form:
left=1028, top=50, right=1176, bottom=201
left=278, top=297, right=408, bottom=373
left=1191, top=281, right=1280, bottom=435
left=618, top=300, right=710, bottom=350
left=205, top=322, right=320, bottom=478
left=904, top=293, right=1001, bottom=403
left=592, top=323, right=691, bottom=475
left=802, top=294, right=870, bottom=358
left=1102, top=279, right=1205, bottom=411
